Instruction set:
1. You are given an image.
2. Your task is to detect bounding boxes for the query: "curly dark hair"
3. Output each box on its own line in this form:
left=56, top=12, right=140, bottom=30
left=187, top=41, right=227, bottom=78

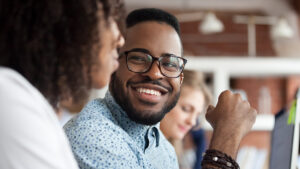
left=0, top=0, right=125, bottom=109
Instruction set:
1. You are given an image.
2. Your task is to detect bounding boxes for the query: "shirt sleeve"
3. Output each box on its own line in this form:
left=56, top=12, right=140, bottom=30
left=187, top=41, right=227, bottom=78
left=64, top=116, right=140, bottom=169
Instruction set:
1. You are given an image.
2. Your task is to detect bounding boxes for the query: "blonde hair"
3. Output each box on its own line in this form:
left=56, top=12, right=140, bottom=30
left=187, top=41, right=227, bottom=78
left=181, top=70, right=212, bottom=109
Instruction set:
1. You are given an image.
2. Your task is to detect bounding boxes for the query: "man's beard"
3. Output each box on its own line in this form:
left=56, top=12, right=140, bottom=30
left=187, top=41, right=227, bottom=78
left=110, top=73, right=180, bottom=125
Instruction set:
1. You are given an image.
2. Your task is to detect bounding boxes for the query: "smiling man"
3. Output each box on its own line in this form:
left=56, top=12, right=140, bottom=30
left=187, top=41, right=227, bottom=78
left=64, top=8, right=256, bottom=169
left=110, top=19, right=185, bottom=126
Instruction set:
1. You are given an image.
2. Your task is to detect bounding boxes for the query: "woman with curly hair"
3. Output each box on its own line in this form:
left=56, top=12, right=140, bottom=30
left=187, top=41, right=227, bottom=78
left=0, top=0, right=125, bottom=168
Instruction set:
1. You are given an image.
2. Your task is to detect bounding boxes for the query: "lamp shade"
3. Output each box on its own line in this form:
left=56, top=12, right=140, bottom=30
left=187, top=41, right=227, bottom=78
left=199, top=12, right=224, bottom=34
left=271, top=18, right=294, bottom=39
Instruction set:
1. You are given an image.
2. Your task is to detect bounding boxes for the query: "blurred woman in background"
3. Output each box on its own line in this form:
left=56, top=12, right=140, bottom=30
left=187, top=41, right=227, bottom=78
left=160, top=70, right=212, bottom=169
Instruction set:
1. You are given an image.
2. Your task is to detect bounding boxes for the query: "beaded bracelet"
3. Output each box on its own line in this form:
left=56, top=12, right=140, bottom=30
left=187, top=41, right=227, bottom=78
left=201, top=149, right=240, bottom=169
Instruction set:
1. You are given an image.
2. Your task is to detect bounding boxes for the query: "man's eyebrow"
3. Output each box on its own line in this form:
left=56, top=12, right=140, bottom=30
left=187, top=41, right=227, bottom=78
left=127, top=48, right=180, bottom=58
left=162, top=53, right=180, bottom=57
left=127, top=48, right=151, bottom=54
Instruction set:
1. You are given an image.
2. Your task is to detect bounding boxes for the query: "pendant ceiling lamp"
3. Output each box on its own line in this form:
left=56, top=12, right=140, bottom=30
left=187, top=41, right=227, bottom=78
left=271, top=17, right=294, bottom=39
left=199, top=12, right=224, bottom=34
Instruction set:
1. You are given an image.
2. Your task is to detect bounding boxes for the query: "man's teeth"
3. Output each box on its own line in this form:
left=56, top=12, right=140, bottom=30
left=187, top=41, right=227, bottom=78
left=137, top=88, right=161, bottom=96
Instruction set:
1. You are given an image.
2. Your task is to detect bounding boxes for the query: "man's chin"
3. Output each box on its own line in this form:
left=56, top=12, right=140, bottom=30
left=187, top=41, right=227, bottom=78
left=126, top=110, right=166, bottom=125
left=125, top=95, right=179, bottom=125
left=131, top=102, right=162, bottom=112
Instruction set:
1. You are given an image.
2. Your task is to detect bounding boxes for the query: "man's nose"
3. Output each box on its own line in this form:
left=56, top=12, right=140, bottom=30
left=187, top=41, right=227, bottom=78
left=142, top=61, right=164, bottom=80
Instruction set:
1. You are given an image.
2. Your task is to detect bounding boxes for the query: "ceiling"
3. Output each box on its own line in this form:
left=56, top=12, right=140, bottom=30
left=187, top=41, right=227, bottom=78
left=124, top=0, right=294, bottom=16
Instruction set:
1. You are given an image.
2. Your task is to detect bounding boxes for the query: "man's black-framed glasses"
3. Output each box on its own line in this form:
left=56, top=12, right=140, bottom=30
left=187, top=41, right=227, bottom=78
left=122, top=49, right=187, bottom=78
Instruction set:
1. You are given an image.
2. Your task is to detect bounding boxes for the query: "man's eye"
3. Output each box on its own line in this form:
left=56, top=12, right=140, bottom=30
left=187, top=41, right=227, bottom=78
left=162, top=62, right=179, bottom=71
left=128, top=56, right=147, bottom=63
left=163, top=62, right=177, bottom=67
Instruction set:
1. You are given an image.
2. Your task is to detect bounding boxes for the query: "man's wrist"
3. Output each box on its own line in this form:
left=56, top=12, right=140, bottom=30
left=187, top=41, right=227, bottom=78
left=202, top=149, right=240, bottom=169
left=208, top=128, right=243, bottom=158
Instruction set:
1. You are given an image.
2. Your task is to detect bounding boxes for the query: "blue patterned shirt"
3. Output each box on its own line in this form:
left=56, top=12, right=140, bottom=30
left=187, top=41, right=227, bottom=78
left=64, top=92, right=179, bottom=169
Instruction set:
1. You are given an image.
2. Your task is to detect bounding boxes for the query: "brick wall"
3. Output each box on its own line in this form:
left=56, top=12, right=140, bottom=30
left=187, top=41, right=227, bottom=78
left=180, top=12, right=276, bottom=56
left=231, top=77, right=286, bottom=115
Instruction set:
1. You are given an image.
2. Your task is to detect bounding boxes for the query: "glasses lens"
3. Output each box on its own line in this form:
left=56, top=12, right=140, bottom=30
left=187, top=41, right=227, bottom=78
left=127, top=51, right=152, bottom=73
left=160, top=56, right=184, bottom=77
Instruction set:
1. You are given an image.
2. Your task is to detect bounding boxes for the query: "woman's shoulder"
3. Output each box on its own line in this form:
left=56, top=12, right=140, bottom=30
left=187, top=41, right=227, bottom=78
left=0, top=67, right=56, bottom=120
left=0, top=67, right=46, bottom=102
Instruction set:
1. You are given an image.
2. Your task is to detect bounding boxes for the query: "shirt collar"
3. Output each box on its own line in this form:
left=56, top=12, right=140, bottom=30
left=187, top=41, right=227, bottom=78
left=104, top=91, right=160, bottom=150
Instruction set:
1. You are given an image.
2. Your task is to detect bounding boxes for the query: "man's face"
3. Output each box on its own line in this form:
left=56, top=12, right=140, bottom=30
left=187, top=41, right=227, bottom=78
left=110, top=21, right=183, bottom=125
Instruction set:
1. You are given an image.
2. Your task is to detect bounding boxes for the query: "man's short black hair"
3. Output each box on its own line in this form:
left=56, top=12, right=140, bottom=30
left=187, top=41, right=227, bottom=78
left=126, top=8, right=181, bottom=35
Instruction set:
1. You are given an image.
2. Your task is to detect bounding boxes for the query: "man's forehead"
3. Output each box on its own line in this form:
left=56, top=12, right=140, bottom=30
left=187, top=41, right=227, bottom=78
left=122, top=21, right=182, bottom=56
left=125, top=21, right=178, bottom=38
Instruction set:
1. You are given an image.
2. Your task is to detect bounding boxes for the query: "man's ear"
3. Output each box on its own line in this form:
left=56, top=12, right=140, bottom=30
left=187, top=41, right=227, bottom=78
left=179, top=72, right=184, bottom=85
